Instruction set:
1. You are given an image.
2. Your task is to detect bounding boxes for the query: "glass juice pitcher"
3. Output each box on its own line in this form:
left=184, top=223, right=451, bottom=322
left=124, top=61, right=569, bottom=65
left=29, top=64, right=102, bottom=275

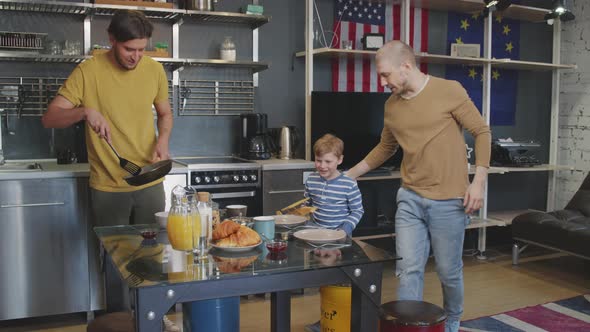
left=167, top=185, right=192, bottom=252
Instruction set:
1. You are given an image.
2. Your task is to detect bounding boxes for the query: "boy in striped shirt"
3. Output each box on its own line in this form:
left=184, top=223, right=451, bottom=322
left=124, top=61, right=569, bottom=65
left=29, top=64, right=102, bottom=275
left=304, top=134, right=364, bottom=236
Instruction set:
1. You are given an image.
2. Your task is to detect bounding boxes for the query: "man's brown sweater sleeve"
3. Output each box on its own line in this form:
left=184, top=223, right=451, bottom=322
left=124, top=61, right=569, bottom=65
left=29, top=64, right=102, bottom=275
left=364, top=126, right=400, bottom=169
left=450, top=82, right=492, bottom=168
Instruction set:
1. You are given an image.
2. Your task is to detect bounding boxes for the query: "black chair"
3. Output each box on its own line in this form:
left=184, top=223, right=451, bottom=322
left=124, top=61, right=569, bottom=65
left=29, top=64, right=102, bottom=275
left=512, top=173, right=590, bottom=264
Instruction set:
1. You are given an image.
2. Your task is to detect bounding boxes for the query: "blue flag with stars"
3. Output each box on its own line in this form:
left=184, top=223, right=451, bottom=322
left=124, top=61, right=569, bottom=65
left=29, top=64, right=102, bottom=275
left=445, top=11, right=520, bottom=126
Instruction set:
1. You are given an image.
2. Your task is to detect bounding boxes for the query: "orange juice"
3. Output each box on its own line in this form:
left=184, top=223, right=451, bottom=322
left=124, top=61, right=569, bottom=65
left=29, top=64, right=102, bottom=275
left=167, top=214, right=193, bottom=251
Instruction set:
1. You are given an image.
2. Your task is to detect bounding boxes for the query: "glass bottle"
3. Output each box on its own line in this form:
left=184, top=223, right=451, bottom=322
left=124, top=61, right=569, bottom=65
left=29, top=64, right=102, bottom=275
left=208, top=194, right=220, bottom=229
left=220, top=36, right=236, bottom=61
left=187, top=192, right=202, bottom=256
left=196, top=192, right=213, bottom=258
left=167, top=185, right=193, bottom=252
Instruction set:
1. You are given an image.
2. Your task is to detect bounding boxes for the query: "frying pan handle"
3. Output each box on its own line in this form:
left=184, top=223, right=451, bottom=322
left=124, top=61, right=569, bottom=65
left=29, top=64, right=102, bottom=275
left=104, top=139, right=121, bottom=159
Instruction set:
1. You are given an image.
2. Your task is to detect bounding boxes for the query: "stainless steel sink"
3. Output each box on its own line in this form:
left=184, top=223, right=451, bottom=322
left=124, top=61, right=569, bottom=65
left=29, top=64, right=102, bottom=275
left=0, top=162, right=43, bottom=172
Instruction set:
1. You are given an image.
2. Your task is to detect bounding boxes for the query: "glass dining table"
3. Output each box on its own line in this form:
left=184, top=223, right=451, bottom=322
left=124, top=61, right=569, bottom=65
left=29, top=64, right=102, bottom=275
left=95, top=224, right=400, bottom=332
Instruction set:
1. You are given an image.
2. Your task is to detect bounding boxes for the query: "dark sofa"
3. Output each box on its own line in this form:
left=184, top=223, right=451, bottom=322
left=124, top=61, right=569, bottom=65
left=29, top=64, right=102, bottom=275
left=512, top=173, right=590, bottom=264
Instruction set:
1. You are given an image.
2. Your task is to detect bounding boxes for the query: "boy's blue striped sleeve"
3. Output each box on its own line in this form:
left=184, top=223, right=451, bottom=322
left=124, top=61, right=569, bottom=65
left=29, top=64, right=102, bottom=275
left=346, top=181, right=364, bottom=229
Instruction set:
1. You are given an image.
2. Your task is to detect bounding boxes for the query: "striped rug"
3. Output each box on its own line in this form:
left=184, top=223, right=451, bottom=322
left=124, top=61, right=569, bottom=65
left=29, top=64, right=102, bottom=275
left=460, top=295, right=590, bottom=332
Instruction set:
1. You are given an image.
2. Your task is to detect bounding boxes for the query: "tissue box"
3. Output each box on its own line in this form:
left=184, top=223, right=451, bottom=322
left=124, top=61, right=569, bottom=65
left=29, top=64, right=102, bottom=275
left=246, top=4, right=264, bottom=15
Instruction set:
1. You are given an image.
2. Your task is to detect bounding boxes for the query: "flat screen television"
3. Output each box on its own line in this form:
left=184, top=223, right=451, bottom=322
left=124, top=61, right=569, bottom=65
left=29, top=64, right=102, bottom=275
left=311, top=91, right=403, bottom=170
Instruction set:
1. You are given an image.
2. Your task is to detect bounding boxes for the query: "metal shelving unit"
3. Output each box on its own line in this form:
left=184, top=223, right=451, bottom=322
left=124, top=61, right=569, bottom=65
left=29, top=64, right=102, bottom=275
left=0, top=0, right=270, bottom=24
left=0, top=0, right=91, bottom=15
left=0, top=0, right=271, bottom=111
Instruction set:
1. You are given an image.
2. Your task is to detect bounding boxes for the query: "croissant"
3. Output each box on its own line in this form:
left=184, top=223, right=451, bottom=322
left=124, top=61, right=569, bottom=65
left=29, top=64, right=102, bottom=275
left=213, top=220, right=241, bottom=241
left=215, top=225, right=261, bottom=247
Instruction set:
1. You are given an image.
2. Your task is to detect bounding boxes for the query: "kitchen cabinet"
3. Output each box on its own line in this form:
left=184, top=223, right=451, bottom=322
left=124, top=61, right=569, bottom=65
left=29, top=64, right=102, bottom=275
left=299, top=0, right=576, bottom=255
left=262, top=168, right=314, bottom=215
left=0, top=177, right=90, bottom=320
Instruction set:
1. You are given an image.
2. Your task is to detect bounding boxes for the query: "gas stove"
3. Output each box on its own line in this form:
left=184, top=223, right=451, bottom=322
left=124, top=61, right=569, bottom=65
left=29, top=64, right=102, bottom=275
left=174, top=156, right=260, bottom=188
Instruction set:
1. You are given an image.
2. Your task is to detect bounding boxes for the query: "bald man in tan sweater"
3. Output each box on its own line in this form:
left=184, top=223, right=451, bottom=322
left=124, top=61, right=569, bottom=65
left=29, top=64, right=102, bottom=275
left=347, top=41, right=491, bottom=332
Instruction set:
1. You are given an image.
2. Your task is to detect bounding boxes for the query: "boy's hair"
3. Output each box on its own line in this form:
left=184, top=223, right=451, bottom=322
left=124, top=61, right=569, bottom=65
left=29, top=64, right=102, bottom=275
left=108, top=10, right=153, bottom=42
left=313, top=134, right=344, bottom=158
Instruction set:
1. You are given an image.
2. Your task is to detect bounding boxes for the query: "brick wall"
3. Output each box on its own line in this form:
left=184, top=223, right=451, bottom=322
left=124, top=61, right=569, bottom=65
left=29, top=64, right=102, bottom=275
left=558, top=0, right=590, bottom=208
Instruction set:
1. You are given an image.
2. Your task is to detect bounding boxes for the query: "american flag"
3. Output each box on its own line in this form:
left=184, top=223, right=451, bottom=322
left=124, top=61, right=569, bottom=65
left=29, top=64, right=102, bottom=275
left=332, top=0, right=429, bottom=92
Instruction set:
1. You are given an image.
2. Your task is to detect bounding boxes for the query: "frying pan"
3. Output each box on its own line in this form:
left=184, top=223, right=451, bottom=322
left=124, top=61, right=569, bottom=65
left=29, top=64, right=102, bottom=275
left=123, top=159, right=172, bottom=186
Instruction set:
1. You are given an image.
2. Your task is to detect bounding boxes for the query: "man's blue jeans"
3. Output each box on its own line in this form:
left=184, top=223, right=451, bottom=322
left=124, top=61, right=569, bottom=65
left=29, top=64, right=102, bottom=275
left=395, top=187, right=469, bottom=332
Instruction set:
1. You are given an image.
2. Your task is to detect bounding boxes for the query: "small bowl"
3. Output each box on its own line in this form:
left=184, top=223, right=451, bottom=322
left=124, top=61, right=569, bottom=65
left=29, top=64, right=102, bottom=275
left=155, top=211, right=168, bottom=229
left=266, top=239, right=288, bottom=253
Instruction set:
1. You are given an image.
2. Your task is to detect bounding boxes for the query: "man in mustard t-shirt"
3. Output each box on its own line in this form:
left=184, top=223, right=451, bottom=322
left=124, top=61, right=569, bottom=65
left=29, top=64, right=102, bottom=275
left=42, top=10, right=177, bottom=331
left=347, top=41, right=491, bottom=332
left=43, top=10, right=173, bottom=226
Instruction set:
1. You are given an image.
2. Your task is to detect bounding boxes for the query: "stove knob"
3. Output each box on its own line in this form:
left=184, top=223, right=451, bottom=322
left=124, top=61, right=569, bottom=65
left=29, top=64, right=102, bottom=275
left=241, top=175, right=249, bottom=182
left=233, top=175, right=240, bottom=182
left=250, top=174, right=257, bottom=182
left=204, top=176, right=211, bottom=184
left=213, top=176, right=220, bottom=183
left=194, top=176, right=202, bottom=184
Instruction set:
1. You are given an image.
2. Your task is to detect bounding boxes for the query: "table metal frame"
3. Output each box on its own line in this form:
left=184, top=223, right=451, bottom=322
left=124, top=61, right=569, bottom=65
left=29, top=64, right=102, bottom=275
left=105, top=256, right=385, bottom=332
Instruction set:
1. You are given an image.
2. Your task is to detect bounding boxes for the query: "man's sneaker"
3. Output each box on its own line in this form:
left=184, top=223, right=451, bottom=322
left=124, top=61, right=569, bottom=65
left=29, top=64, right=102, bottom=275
left=304, top=321, right=320, bottom=332
left=163, top=316, right=180, bottom=332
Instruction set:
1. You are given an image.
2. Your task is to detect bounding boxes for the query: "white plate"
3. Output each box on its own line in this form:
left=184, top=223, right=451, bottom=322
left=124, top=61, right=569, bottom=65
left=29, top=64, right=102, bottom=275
left=293, top=229, right=347, bottom=244
left=274, top=214, right=307, bottom=226
left=210, top=241, right=262, bottom=252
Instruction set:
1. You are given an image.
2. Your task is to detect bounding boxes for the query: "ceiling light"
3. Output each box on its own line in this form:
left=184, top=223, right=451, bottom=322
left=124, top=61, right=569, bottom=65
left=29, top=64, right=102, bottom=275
left=544, top=0, right=575, bottom=23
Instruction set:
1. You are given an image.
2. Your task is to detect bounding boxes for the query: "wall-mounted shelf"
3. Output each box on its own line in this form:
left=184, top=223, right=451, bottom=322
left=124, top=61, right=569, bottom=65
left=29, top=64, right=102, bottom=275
left=467, top=217, right=506, bottom=229
left=492, top=59, right=577, bottom=71
left=488, top=209, right=540, bottom=226
left=491, top=164, right=576, bottom=174
left=295, top=47, right=375, bottom=58
left=92, top=3, right=184, bottom=20
left=185, top=10, right=270, bottom=29
left=0, top=0, right=271, bottom=26
left=182, top=58, right=269, bottom=72
left=0, top=52, right=269, bottom=72
left=0, top=0, right=91, bottom=15
left=416, top=53, right=490, bottom=66
left=0, top=52, right=87, bottom=64
left=409, top=0, right=549, bottom=23
left=295, top=48, right=576, bottom=71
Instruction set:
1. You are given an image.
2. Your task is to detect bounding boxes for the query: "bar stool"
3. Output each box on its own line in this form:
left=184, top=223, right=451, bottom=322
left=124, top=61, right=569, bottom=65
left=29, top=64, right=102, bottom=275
left=87, top=312, right=134, bottom=332
left=379, top=300, right=447, bottom=332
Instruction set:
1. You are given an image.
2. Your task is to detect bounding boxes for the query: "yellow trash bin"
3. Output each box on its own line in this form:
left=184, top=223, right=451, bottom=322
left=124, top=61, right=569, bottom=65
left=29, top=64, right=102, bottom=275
left=320, top=285, right=351, bottom=332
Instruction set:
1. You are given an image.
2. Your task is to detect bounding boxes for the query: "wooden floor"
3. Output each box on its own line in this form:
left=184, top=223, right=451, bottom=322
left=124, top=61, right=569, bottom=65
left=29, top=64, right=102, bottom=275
left=1, top=245, right=589, bottom=332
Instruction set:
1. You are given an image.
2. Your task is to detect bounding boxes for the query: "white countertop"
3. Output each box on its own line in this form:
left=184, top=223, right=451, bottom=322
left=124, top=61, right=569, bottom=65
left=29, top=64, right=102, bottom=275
left=0, top=160, right=188, bottom=180
left=0, top=158, right=315, bottom=180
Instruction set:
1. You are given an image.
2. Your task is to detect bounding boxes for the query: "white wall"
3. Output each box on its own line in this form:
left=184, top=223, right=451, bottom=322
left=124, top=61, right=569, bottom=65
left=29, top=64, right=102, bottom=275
left=558, top=0, right=590, bottom=208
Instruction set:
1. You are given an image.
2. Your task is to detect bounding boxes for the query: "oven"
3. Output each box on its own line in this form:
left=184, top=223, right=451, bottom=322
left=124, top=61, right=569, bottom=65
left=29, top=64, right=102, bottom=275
left=175, top=157, right=262, bottom=217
